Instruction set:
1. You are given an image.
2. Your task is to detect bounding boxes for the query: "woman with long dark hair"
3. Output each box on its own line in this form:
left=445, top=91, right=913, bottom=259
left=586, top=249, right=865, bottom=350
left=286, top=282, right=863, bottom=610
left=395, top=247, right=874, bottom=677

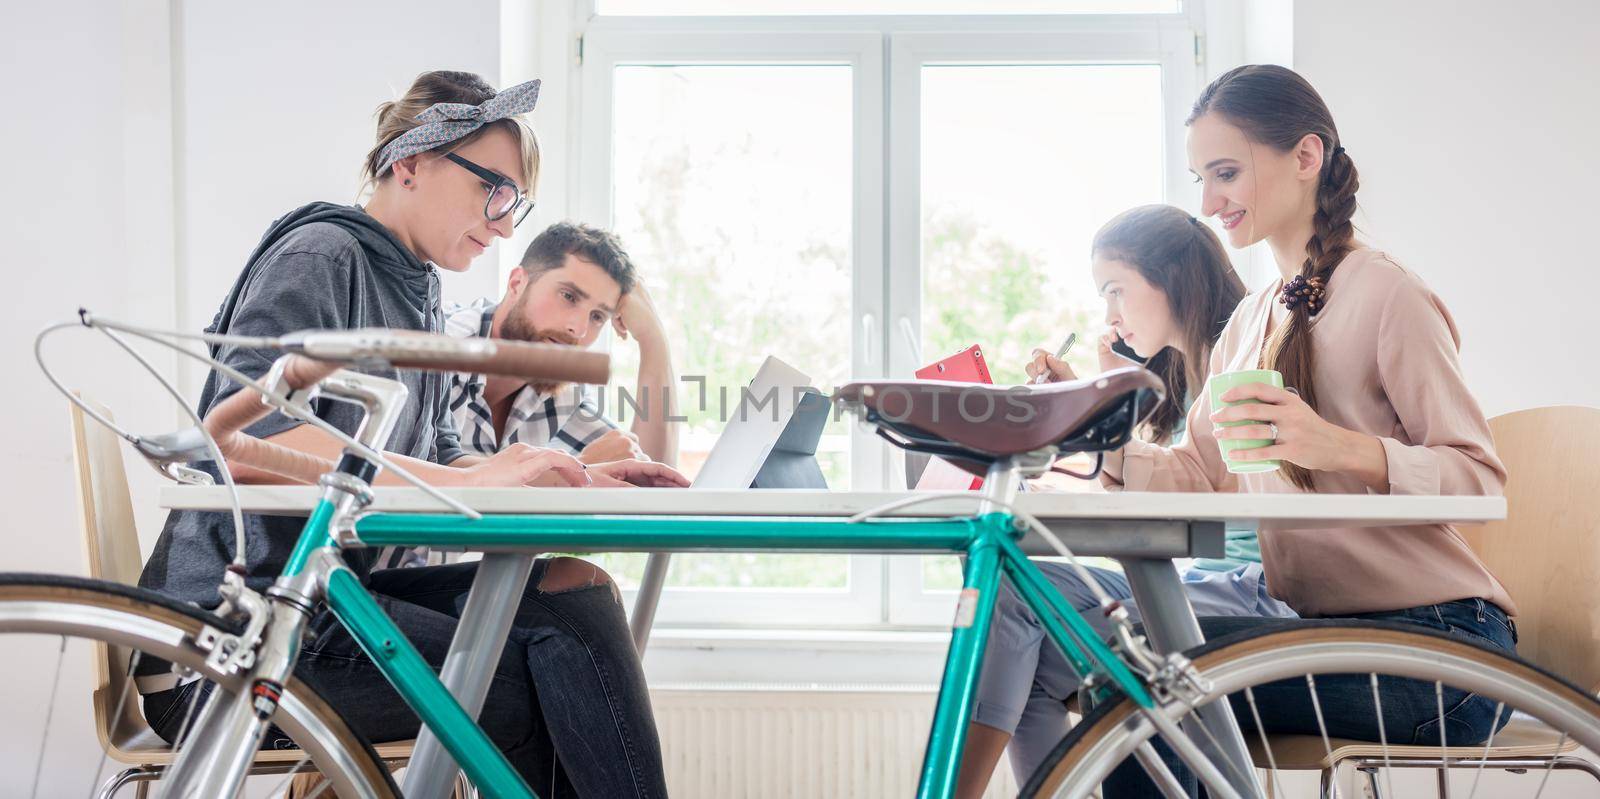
left=956, top=204, right=1299, bottom=796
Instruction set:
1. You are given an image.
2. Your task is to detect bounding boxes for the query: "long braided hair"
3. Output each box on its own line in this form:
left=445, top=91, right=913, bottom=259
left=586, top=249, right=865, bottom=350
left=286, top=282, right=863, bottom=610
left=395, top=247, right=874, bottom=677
left=1188, top=65, right=1360, bottom=491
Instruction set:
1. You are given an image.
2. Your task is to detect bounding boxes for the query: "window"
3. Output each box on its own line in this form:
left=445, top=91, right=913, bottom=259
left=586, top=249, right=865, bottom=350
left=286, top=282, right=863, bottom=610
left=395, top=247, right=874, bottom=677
left=593, top=63, right=877, bottom=625
left=571, top=9, right=1199, bottom=628
left=598, top=0, right=1181, bottom=16
left=907, top=63, right=1167, bottom=613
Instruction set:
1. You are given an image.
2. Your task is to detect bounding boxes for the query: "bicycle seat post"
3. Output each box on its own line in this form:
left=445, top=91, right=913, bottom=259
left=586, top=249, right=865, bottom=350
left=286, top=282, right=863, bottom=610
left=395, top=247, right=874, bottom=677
left=977, top=456, right=1022, bottom=518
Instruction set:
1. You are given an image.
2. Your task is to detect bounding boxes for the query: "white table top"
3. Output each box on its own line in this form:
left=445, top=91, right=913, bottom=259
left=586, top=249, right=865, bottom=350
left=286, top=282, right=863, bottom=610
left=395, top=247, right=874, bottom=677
left=160, top=486, right=1504, bottom=529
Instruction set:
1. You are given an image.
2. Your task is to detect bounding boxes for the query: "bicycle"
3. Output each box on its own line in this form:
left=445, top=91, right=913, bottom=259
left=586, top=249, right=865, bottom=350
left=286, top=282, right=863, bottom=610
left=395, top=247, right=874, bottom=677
left=13, top=312, right=1600, bottom=798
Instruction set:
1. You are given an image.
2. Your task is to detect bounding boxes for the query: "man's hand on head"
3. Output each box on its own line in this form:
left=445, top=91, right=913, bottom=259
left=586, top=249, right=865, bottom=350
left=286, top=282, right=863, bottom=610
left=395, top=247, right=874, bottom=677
left=611, top=281, right=667, bottom=349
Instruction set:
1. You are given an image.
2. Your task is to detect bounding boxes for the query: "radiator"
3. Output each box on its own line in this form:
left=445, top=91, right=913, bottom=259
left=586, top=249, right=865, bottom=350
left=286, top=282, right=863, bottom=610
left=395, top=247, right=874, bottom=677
left=649, top=684, right=1020, bottom=798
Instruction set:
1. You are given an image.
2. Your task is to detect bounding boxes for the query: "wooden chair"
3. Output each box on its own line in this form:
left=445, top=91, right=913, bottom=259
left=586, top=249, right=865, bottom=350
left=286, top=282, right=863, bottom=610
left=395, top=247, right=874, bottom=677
left=69, top=397, right=427, bottom=797
left=1247, top=406, right=1600, bottom=797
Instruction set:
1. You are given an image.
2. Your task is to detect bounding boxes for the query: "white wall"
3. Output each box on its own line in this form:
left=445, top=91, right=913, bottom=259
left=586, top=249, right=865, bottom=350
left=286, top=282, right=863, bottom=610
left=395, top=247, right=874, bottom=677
left=1291, top=0, right=1600, bottom=415
left=176, top=0, right=506, bottom=391
left=2, top=2, right=508, bottom=793
left=1, top=3, right=181, bottom=791
left=1205, top=0, right=1295, bottom=288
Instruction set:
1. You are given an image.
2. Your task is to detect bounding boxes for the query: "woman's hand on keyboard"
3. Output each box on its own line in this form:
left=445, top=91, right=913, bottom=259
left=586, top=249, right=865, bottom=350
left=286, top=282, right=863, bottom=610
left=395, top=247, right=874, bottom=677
left=587, top=459, right=691, bottom=488
left=462, top=444, right=592, bottom=488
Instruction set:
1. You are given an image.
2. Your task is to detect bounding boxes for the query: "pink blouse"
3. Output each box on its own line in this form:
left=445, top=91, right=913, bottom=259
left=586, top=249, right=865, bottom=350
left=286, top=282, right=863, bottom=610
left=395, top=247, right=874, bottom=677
left=1103, top=248, right=1514, bottom=617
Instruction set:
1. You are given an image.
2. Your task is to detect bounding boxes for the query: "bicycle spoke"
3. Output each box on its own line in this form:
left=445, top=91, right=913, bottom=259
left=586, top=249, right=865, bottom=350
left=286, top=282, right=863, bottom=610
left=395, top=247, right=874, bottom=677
left=1183, top=705, right=1264, bottom=797
left=1242, top=686, right=1287, bottom=799
left=261, top=755, right=313, bottom=798
left=1304, top=675, right=1337, bottom=769
left=164, top=678, right=211, bottom=776
left=1464, top=701, right=1503, bottom=799
left=86, top=651, right=143, bottom=799
left=298, top=776, right=335, bottom=799
left=1532, top=731, right=1569, bottom=799
left=1145, top=710, right=1245, bottom=799
left=1132, top=740, right=1193, bottom=799
left=156, top=678, right=215, bottom=799
left=29, top=636, right=69, bottom=799
left=1435, top=681, right=1451, bottom=799
left=1368, top=674, right=1395, bottom=799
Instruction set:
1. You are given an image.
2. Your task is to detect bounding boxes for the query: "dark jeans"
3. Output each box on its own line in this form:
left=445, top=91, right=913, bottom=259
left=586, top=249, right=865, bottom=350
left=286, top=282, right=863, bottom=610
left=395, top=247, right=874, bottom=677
left=144, top=559, right=667, bottom=798
left=1101, top=598, right=1518, bottom=798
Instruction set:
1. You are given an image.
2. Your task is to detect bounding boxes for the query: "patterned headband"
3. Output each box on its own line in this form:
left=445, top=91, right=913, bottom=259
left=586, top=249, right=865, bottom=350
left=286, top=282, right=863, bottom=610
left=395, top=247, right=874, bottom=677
left=374, top=78, right=541, bottom=179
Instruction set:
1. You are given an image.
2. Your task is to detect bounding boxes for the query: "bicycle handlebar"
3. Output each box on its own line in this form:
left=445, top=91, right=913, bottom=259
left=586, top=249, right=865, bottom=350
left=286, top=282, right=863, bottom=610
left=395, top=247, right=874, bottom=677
left=202, top=356, right=345, bottom=483
left=280, top=329, right=610, bottom=386
left=201, top=330, right=611, bottom=483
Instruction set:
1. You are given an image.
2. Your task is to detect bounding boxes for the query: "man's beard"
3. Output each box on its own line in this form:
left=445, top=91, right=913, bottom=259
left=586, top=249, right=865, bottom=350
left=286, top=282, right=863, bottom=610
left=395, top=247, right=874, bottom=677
left=500, top=301, right=581, bottom=396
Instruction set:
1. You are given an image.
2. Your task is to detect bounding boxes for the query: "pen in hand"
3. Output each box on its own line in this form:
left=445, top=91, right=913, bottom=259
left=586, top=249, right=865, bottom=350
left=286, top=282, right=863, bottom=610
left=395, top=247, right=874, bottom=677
left=1031, top=332, right=1078, bottom=385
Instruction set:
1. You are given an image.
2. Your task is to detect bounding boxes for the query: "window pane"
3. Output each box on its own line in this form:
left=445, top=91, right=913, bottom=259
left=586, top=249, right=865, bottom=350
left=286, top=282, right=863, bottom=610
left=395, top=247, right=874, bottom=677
left=601, top=64, right=855, bottom=591
left=599, top=0, right=1179, bottom=15
left=919, top=63, right=1165, bottom=591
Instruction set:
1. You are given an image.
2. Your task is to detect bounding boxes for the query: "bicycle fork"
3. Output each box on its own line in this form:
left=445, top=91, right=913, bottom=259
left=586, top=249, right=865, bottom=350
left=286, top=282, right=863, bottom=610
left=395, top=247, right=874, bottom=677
left=159, top=474, right=368, bottom=797
left=158, top=581, right=316, bottom=797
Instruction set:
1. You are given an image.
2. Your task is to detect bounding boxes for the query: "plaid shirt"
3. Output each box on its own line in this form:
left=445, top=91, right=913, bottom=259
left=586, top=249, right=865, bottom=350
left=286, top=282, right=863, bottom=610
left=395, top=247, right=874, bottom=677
left=444, top=298, right=618, bottom=458
left=374, top=298, right=618, bottom=570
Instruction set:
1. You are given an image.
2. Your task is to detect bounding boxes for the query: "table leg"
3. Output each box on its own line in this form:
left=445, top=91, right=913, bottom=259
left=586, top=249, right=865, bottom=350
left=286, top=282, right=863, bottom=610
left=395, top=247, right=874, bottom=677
left=1120, top=555, right=1264, bottom=798
left=631, top=552, right=672, bottom=654
left=402, top=552, right=535, bottom=799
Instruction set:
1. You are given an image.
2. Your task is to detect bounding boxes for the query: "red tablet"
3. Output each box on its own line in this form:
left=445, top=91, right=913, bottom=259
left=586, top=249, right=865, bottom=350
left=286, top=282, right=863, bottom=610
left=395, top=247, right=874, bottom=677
left=915, top=344, right=993, bottom=384
left=914, top=344, right=992, bottom=491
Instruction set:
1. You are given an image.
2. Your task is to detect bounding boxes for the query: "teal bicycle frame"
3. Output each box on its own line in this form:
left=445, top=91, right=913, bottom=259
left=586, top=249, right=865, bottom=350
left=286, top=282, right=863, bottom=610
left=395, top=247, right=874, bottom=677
left=284, top=475, right=1159, bottom=799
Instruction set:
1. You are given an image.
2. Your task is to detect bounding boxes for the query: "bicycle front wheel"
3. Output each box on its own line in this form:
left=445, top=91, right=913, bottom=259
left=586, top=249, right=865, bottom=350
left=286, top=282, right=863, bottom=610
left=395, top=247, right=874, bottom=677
left=0, top=573, right=397, bottom=798
left=1026, top=621, right=1600, bottom=798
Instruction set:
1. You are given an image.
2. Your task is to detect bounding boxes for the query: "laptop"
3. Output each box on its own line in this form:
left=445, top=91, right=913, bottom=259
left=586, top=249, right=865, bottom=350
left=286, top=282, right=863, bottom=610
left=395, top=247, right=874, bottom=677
left=751, top=388, right=831, bottom=489
left=691, top=356, right=821, bottom=490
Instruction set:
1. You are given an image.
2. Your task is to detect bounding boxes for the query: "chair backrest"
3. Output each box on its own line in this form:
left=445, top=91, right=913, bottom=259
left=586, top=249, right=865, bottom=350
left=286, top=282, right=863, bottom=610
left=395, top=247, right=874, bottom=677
left=69, top=396, right=157, bottom=752
left=70, top=396, right=144, bottom=585
left=1458, top=406, right=1600, bottom=694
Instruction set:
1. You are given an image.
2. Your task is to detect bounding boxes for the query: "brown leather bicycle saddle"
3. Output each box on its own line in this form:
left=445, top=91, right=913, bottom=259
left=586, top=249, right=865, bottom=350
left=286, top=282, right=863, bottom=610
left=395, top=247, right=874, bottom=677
left=835, top=366, right=1164, bottom=459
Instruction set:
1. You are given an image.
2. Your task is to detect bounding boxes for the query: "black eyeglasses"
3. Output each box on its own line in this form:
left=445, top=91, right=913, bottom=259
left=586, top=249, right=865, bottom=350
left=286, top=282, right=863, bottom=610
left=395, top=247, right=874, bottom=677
left=444, top=152, right=535, bottom=227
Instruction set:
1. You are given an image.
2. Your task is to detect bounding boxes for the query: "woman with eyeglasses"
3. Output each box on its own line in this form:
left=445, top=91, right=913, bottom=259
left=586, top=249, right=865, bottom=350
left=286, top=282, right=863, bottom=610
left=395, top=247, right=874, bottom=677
left=138, top=70, right=671, bottom=796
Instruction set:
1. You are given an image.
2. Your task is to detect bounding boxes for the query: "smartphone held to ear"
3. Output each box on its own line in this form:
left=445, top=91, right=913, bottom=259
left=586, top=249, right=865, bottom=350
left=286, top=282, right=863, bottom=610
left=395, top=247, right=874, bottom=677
left=1109, top=334, right=1145, bottom=365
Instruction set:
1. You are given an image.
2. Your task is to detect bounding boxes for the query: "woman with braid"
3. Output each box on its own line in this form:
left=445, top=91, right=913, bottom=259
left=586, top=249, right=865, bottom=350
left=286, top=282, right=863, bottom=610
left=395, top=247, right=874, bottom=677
left=1081, top=64, right=1516, bottom=796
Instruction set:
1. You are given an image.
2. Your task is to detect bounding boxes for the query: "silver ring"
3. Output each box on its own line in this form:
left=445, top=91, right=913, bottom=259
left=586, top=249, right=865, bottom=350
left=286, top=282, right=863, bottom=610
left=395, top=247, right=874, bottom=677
left=1268, top=423, right=1279, bottom=441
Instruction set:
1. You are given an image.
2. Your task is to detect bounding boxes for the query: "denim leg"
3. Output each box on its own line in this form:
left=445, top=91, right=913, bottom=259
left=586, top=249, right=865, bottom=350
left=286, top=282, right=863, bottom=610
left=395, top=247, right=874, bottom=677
left=513, top=561, right=667, bottom=799
left=1101, top=602, right=1518, bottom=798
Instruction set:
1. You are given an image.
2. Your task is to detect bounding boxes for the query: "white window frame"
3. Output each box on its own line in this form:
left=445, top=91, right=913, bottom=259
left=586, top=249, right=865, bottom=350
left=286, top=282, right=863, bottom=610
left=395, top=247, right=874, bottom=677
left=566, top=4, right=1202, bottom=630
left=575, top=23, right=889, bottom=627
left=884, top=23, right=1199, bottom=624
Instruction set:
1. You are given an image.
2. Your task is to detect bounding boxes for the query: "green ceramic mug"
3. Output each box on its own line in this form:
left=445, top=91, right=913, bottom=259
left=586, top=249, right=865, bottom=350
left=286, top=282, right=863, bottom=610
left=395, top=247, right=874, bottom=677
left=1208, top=368, right=1283, bottom=474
